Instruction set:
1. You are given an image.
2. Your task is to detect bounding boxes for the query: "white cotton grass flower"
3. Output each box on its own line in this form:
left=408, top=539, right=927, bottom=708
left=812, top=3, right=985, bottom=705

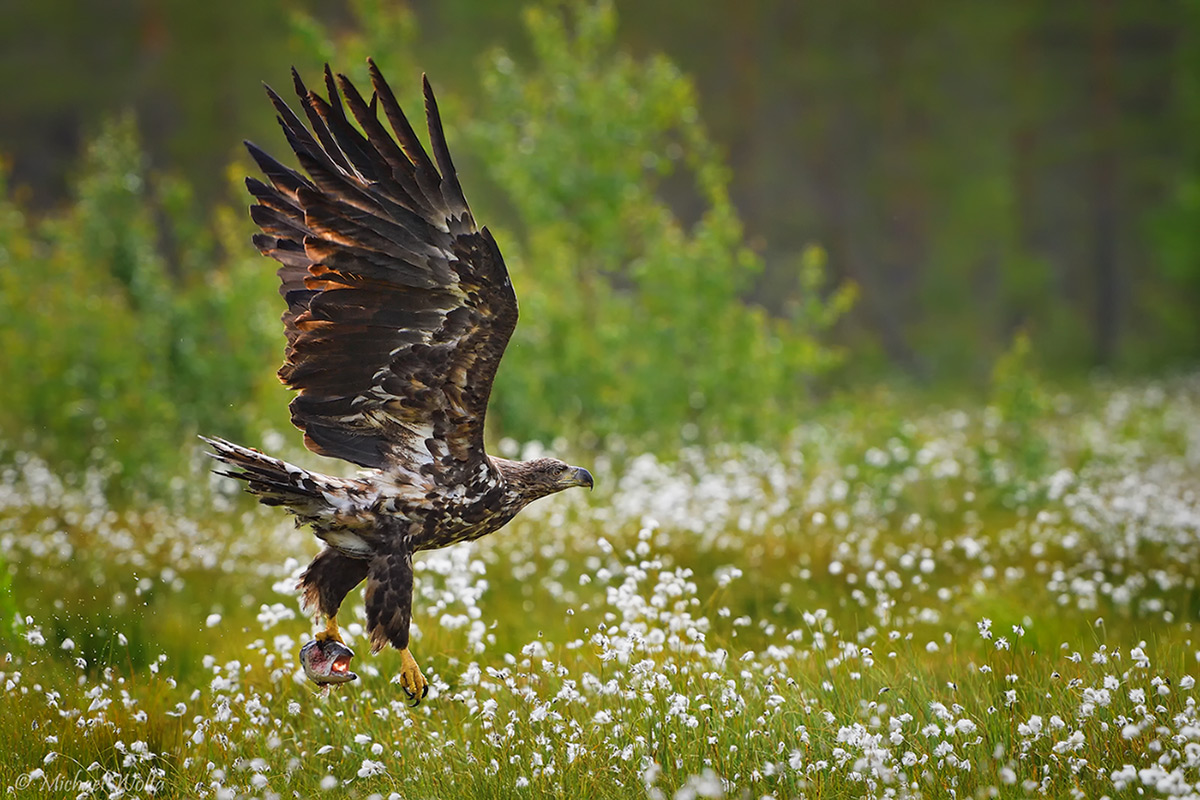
left=1130, top=646, right=1151, bottom=669
left=953, top=719, right=977, bottom=735
left=1018, top=715, right=1042, bottom=737
left=673, top=768, right=725, bottom=799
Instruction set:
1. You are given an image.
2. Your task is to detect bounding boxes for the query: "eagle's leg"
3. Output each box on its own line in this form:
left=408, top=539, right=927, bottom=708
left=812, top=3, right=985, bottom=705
left=316, top=616, right=344, bottom=644
left=365, top=546, right=429, bottom=704
left=299, top=548, right=371, bottom=645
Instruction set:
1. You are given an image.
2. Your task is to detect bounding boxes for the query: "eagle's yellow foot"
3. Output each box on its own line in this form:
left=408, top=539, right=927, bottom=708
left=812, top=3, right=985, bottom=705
left=397, top=648, right=428, bottom=705
left=315, top=616, right=344, bottom=645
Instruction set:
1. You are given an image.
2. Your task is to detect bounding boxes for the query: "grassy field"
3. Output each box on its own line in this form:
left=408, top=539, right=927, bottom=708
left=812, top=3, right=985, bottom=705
left=2, top=374, right=1199, bottom=799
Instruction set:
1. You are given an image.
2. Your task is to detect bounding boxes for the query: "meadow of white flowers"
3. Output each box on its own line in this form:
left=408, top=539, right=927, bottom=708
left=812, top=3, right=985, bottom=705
left=2, top=375, right=1199, bottom=798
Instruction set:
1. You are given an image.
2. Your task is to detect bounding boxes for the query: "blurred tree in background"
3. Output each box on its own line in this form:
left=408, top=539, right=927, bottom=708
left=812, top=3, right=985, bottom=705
left=0, top=0, right=1196, bottom=494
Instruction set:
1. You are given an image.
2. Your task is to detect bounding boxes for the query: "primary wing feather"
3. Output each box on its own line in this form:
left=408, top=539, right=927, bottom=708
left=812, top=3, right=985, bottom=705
left=247, top=61, right=518, bottom=481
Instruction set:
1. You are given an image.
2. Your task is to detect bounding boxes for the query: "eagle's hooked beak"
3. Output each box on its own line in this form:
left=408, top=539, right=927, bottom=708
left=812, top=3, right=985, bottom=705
left=566, top=466, right=594, bottom=491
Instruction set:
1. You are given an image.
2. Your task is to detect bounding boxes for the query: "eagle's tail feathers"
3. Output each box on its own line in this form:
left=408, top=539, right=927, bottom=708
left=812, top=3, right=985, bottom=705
left=201, top=436, right=362, bottom=518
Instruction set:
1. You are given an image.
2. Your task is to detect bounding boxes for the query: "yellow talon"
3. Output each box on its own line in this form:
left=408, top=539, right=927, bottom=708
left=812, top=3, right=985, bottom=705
left=315, top=616, right=344, bottom=644
left=397, top=648, right=428, bottom=705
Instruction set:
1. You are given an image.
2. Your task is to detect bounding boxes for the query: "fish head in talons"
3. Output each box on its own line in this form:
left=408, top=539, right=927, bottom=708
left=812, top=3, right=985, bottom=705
left=300, top=638, right=358, bottom=687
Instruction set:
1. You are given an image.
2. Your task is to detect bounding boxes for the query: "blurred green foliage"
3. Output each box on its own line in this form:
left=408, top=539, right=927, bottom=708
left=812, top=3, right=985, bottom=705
left=0, top=552, right=16, bottom=634
left=0, top=0, right=851, bottom=493
left=0, top=118, right=285, bottom=495
left=986, top=330, right=1050, bottom=483
left=1147, top=0, right=1200, bottom=365
left=466, top=1, right=853, bottom=444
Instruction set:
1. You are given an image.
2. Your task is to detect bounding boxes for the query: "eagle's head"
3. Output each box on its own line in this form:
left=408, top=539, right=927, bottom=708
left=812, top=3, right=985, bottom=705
left=496, top=457, right=594, bottom=503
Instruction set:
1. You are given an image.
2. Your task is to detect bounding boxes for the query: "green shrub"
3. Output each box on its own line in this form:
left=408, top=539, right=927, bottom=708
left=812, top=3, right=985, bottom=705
left=0, top=117, right=285, bottom=498
left=984, top=329, right=1050, bottom=483
left=466, top=1, right=854, bottom=445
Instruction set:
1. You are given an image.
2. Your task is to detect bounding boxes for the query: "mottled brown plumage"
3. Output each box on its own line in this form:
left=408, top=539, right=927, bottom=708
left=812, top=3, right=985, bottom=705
left=204, top=61, right=592, bottom=701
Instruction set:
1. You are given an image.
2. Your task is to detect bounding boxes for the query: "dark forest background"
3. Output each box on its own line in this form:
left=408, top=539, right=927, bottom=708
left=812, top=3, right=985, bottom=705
left=0, top=0, right=1197, bottom=493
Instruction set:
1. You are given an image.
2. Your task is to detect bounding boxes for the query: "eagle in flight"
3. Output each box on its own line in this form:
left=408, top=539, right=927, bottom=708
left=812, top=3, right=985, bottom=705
left=203, top=61, right=593, bottom=702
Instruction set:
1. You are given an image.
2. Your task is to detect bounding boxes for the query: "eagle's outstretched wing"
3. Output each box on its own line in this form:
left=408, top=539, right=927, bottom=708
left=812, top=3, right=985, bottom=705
left=246, top=61, right=517, bottom=485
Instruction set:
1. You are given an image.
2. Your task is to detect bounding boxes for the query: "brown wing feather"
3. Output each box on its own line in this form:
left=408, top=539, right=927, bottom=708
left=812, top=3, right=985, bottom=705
left=246, top=61, right=518, bottom=483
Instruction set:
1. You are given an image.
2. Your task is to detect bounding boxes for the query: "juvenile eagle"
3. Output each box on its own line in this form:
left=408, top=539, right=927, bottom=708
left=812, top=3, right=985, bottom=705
left=204, top=61, right=593, bottom=702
